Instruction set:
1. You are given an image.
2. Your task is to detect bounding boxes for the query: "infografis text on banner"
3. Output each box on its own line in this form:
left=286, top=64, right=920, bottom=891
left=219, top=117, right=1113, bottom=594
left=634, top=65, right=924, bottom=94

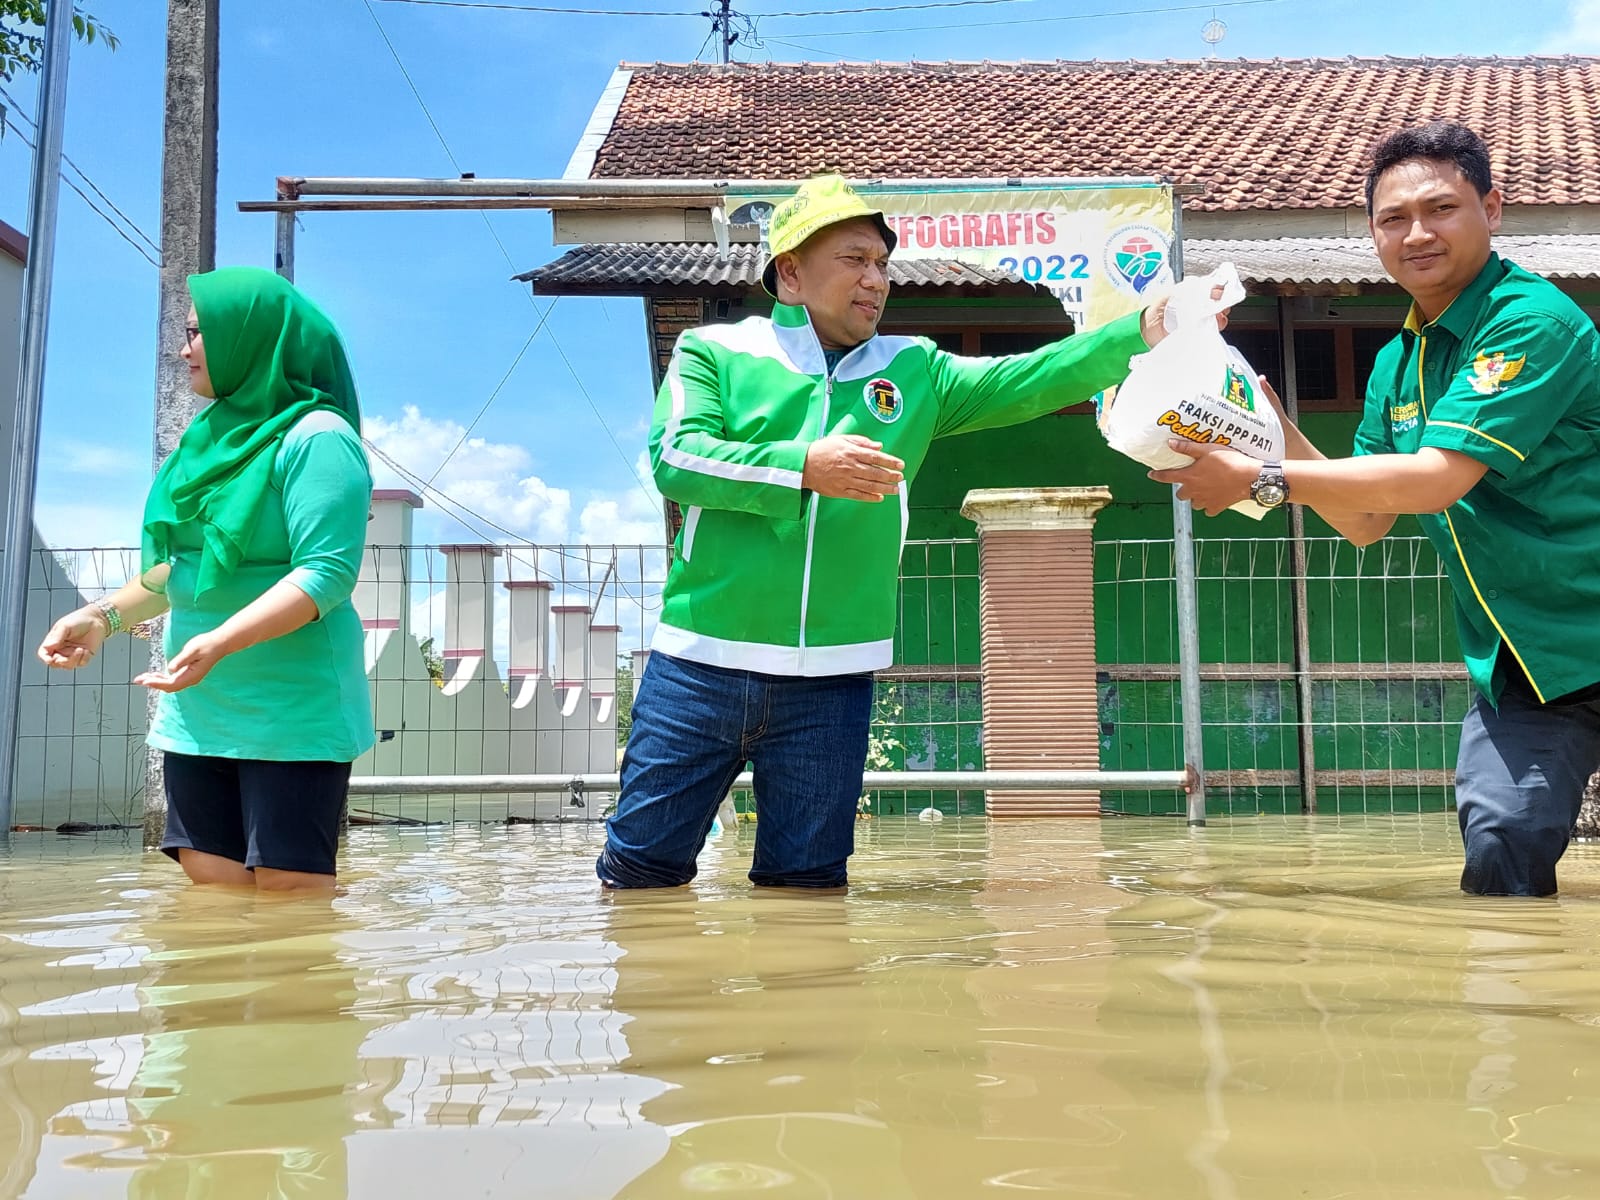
left=726, top=186, right=1175, bottom=331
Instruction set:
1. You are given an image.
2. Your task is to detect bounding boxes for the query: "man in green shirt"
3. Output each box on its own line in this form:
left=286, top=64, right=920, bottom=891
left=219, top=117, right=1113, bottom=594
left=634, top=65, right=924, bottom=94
left=1154, top=122, right=1600, bottom=896
left=599, top=174, right=1186, bottom=891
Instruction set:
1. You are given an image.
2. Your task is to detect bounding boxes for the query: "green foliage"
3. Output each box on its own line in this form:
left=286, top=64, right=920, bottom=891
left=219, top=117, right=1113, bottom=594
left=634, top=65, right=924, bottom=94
left=417, top=636, right=444, bottom=685
left=859, top=683, right=903, bottom=814
left=615, top=657, right=634, bottom=745
left=1, top=3, right=118, bottom=82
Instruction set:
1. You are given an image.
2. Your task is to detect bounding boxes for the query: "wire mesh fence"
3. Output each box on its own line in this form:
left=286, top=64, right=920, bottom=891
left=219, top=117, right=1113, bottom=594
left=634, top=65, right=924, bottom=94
left=880, top=539, right=984, bottom=815
left=14, top=546, right=151, bottom=839
left=1095, top=535, right=1466, bottom=817
left=14, top=533, right=1472, bottom=832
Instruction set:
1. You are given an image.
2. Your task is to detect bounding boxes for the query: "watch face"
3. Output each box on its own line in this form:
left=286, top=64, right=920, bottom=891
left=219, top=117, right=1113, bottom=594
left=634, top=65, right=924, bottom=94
left=1255, top=484, right=1286, bottom=507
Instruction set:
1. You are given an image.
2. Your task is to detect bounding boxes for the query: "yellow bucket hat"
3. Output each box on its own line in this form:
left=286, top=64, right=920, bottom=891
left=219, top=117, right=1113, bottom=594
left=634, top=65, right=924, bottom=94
left=760, top=174, right=898, bottom=297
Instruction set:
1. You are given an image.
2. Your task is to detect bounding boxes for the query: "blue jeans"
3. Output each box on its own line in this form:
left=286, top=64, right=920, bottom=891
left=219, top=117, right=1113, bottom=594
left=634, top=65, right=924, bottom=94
left=1456, top=667, right=1600, bottom=897
left=597, top=653, right=873, bottom=889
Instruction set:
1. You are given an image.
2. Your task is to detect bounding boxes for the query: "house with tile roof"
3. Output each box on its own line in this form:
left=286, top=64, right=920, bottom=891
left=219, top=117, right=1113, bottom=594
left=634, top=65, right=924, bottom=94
left=523, top=56, right=1600, bottom=542
left=521, top=57, right=1600, bottom=814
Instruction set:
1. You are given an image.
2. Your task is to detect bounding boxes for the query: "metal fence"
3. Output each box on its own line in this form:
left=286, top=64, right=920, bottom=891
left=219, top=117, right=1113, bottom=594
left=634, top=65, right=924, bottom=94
left=12, top=535, right=1471, bottom=833
left=14, top=546, right=149, bottom=836
left=1096, top=535, right=1466, bottom=817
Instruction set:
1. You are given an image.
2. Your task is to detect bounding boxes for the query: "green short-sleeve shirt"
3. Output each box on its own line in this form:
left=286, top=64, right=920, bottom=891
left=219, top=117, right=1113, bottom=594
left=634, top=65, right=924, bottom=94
left=1353, top=253, right=1600, bottom=704
left=146, top=410, right=376, bottom=762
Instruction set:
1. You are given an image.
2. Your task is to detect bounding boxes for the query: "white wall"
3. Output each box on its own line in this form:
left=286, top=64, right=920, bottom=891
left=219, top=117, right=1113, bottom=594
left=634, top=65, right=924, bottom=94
left=0, top=228, right=21, bottom=513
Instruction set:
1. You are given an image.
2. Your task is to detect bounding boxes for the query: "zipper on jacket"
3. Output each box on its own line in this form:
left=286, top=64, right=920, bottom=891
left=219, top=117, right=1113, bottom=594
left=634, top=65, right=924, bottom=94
left=797, top=368, right=832, bottom=665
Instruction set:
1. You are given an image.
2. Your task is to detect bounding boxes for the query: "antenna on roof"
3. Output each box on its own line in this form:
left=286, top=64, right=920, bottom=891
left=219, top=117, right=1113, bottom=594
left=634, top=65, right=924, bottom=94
left=1201, top=13, right=1227, bottom=56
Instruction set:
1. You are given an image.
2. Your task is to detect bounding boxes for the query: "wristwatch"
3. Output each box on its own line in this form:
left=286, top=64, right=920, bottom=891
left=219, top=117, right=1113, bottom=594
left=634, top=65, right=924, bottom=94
left=1250, top=462, right=1290, bottom=509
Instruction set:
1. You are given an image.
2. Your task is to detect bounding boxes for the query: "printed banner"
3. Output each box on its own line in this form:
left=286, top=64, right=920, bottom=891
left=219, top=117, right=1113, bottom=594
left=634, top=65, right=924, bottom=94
left=725, top=185, right=1175, bottom=331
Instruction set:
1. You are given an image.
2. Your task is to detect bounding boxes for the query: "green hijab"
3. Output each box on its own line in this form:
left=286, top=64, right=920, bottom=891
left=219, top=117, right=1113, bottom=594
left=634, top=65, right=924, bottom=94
left=141, top=267, right=363, bottom=596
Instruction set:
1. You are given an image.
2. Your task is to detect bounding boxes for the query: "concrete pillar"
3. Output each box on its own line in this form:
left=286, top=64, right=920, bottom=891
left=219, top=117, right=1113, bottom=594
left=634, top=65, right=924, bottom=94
left=354, top=489, right=422, bottom=641
left=961, top=487, right=1112, bottom=817
left=587, top=625, right=621, bottom=698
left=552, top=605, right=593, bottom=689
left=440, top=545, right=502, bottom=667
left=146, top=0, right=220, bottom=849
left=506, top=580, right=553, bottom=677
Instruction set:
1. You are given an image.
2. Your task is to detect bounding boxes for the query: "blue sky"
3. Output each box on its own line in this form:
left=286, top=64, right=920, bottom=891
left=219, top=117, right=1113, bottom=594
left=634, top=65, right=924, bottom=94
left=1, top=0, right=1594, bottom=555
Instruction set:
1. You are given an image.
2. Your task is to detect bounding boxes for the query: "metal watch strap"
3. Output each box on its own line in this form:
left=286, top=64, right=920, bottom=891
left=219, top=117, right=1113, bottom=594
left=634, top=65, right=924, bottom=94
left=1251, top=462, right=1289, bottom=507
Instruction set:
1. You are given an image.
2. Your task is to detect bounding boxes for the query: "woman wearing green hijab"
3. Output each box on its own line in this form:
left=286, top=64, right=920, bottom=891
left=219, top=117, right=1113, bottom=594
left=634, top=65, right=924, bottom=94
left=37, top=267, right=374, bottom=892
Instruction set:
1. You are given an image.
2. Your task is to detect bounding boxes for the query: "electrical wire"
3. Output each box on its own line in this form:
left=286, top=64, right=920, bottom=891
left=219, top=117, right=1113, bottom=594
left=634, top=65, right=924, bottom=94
left=762, top=37, right=871, bottom=61
left=762, top=0, right=1286, bottom=37
left=0, top=110, right=161, bottom=268
left=426, top=310, right=550, bottom=484
left=371, top=0, right=697, bottom=14
left=360, top=0, right=657, bottom=502
left=764, top=0, right=1049, bottom=14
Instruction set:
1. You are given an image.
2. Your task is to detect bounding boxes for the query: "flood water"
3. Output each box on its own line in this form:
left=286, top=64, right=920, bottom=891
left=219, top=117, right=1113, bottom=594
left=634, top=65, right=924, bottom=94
left=2, top=815, right=1598, bottom=1199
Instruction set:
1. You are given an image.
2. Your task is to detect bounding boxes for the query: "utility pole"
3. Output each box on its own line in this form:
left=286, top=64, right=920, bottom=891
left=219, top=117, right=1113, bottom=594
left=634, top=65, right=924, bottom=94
left=146, top=0, right=220, bottom=847
left=717, top=0, right=733, bottom=63
left=0, top=0, right=72, bottom=839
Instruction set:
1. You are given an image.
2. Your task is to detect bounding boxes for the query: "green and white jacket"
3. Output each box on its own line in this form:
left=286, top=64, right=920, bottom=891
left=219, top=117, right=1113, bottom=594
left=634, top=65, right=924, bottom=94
left=649, top=301, right=1148, bottom=676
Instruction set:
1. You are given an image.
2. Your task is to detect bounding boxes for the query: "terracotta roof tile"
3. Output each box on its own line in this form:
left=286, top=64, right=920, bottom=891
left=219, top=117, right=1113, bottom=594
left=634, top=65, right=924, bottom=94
left=586, top=57, right=1600, bottom=210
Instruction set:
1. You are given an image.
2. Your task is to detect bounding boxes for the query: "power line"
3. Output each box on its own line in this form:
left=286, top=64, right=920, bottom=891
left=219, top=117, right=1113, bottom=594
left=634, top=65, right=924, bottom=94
left=362, top=0, right=539, bottom=278
left=764, top=0, right=1048, bottom=14
left=360, top=0, right=657, bottom=503
left=361, top=0, right=464, bottom=173
left=426, top=318, right=545, bottom=484
left=372, top=0, right=764, bottom=56
left=371, top=0, right=698, bottom=13
left=368, top=437, right=649, bottom=581
left=763, top=37, right=871, bottom=62
left=765, top=0, right=1287, bottom=36
left=0, top=110, right=161, bottom=268
left=0, top=83, right=163, bottom=263
left=364, top=437, right=517, bottom=543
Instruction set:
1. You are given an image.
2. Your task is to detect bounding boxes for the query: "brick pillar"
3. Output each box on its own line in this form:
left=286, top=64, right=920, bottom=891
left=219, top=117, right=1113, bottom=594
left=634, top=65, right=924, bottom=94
left=960, top=487, right=1112, bottom=818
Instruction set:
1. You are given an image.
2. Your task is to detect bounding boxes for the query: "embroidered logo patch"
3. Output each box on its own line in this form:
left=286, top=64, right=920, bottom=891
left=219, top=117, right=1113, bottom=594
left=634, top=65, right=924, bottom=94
left=1469, top=351, right=1526, bottom=395
left=1390, top=400, right=1421, bottom=434
left=863, top=377, right=904, bottom=423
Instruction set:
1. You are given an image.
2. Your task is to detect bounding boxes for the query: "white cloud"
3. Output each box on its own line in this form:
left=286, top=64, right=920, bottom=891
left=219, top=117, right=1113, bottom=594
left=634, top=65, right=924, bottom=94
left=576, top=451, right=663, bottom=547
left=1546, top=0, right=1600, bottom=49
left=363, top=405, right=573, bottom=544
left=364, top=412, right=668, bottom=672
left=363, top=406, right=665, bottom=550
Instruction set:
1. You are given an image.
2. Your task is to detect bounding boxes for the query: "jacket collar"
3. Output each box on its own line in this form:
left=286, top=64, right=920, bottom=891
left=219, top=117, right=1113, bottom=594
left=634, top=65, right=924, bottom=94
left=771, top=301, right=873, bottom=377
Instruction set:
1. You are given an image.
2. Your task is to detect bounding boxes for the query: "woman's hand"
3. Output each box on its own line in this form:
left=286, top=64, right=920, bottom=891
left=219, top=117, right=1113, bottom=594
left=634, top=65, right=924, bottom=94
left=135, top=630, right=229, bottom=693
left=37, top=608, right=108, bottom=670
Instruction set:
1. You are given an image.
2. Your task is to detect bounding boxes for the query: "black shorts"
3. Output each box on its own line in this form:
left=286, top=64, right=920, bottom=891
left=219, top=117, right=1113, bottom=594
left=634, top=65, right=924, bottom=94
left=160, top=752, right=350, bottom=875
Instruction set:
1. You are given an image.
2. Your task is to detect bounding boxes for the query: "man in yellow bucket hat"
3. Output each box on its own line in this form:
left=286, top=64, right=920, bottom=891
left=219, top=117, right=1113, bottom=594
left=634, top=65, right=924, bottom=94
left=598, top=173, right=1192, bottom=892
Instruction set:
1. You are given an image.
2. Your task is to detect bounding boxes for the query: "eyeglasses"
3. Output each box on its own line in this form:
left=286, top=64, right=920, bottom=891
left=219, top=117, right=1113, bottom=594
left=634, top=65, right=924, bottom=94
left=183, top=325, right=201, bottom=348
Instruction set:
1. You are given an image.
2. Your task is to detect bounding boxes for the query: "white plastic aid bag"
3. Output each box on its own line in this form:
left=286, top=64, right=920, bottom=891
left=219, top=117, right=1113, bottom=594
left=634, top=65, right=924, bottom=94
left=1098, top=263, right=1285, bottom=519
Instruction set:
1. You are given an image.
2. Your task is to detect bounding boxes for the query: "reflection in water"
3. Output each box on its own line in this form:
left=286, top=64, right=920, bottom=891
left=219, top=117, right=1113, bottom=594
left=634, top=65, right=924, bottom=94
left=121, top=891, right=363, bottom=1198
left=1, top=817, right=1599, bottom=1198
left=599, top=858, right=997, bottom=1198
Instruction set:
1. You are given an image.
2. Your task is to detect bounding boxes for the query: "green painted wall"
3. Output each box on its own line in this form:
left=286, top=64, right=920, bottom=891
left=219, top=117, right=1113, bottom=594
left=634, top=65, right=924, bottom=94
left=883, top=403, right=1463, bottom=819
